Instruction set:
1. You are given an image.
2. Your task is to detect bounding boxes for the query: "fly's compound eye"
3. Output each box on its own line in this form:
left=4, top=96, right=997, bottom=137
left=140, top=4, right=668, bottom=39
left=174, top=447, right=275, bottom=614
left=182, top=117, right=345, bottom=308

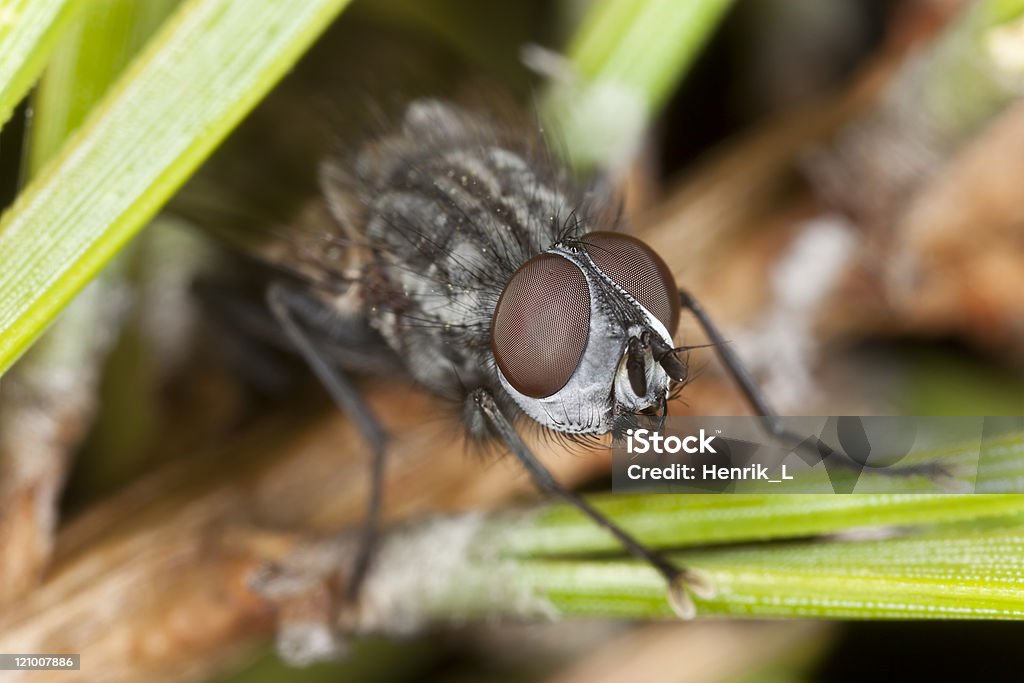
left=491, top=254, right=591, bottom=398
left=583, top=232, right=679, bottom=335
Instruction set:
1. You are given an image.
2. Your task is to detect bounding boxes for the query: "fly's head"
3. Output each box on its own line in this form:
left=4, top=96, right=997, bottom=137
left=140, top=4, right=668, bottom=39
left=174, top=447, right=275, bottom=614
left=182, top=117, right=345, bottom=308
left=490, top=231, right=685, bottom=435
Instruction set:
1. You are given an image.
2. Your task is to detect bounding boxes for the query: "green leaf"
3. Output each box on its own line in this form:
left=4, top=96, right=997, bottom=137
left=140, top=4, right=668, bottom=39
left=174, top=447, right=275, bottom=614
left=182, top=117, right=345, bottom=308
left=28, top=0, right=179, bottom=174
left=0, top=0, right=353, bottom=376
left=540, top=0, right=734, bottom=171
left=382, top=436, right=1024, bottom=623
left=522, top=521, right=1024, bottom=619
left=565, top=0, right=732, bottom=111
left=504, top=493, right=1024, bottom=557
left=0, top=0, right=85, bottom=129
left=362, top=493, right=1024, bottom=624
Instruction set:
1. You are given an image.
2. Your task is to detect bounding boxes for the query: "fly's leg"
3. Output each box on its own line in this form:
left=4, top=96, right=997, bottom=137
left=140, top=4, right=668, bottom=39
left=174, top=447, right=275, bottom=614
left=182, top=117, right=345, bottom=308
left=266, top=281, right=387, bottom=605
left=677, top=289, right=953, bottom=482
left=470, top=388, right=715, bottom=618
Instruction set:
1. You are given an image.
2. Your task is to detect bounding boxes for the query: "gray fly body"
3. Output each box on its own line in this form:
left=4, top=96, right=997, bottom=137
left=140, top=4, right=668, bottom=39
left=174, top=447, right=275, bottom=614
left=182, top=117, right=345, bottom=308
left=217, top=97, right=950, bottom=626
left=246, top=98, right=740, bottom=619
left=320, top=101, right=577, bottom=403
left=312, top=100, right=683, bottom=439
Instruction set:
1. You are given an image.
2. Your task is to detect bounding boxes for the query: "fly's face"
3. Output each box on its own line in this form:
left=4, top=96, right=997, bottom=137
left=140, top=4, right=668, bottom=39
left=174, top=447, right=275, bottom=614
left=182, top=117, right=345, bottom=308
left=490, top=231, right=685, bottom=435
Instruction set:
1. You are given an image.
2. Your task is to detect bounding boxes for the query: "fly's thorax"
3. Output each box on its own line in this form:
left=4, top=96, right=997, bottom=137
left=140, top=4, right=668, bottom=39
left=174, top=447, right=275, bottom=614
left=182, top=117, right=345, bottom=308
left=491, top=233, right=683, bottom=435
left=331, top=101, right=588, bottom=398
left=314, top=101, right=686, bottom=417
left=359, top=251, right=496, bottom=397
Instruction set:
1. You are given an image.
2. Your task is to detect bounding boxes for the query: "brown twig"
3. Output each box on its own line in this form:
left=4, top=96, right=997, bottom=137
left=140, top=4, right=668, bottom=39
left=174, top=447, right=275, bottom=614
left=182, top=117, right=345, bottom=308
left=0, top=384, right=611, bottom=683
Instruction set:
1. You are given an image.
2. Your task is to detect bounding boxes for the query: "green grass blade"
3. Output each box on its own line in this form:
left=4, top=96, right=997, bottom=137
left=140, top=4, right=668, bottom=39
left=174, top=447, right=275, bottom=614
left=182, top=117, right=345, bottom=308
left=520, top=522, right=1024, bottom=619
left=27, top=0, right=179, bottom=174
left=359, top=502, right=1024, bottom=624
left=541, top=0, right=734, bottom=170
left=506, top=493, right=1024, bottom=556
left=0, top=0, right=85, bottom=129
left=469, top=436, right=1024, bottom=619
left=566, top=0, right=732, bottom=110
left=0, top=0, right=352, bottom=375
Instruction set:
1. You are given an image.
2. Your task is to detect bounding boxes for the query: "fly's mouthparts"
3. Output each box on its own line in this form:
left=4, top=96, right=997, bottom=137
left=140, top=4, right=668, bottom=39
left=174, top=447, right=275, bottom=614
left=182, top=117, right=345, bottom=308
left=648, top=329, right=687, bottom=383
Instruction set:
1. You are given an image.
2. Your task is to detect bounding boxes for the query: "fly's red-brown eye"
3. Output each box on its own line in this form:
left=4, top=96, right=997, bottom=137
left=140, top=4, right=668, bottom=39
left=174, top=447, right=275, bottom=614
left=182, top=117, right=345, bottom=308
left=583, top=232, right=679, bottom=335
left=491, top=254, right=591, bottom=398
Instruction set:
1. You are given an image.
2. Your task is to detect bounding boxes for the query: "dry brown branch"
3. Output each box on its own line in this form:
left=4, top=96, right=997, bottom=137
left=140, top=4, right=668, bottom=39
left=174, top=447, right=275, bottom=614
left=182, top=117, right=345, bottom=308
left=0, top=385, right=614, bottom=683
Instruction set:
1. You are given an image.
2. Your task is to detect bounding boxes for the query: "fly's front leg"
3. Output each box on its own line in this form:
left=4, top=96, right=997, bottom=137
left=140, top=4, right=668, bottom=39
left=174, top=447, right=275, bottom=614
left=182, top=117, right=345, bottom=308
left=470, top=388, right=715, bottom=619
left=677, top=288, right=954, bottom=483
left=266, top=282, right=387, bottom=607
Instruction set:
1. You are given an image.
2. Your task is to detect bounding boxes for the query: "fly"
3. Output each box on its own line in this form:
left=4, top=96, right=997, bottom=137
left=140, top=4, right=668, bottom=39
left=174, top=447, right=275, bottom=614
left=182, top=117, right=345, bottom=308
left=215, top=99, right=945, bottom=623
